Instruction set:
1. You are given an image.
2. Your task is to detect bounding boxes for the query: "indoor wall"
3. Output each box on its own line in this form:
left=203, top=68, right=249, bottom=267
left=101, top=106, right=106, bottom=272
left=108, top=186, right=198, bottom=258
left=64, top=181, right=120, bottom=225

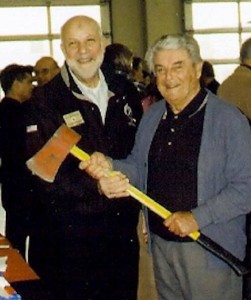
left=110, top=0, right=184, bottom=58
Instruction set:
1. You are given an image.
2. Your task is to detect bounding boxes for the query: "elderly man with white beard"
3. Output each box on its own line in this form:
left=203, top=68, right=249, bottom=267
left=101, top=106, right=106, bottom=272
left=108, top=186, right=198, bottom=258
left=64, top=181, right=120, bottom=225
left=25, top=15, right=142, bottom=300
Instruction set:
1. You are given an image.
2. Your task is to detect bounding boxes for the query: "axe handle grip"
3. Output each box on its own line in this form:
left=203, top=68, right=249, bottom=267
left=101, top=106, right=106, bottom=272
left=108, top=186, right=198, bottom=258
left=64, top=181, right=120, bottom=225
left=127, top=184, right=200, bottom=240
left=71, top=145, right=90, bottom=161
left=70, top=145, right=249, bottom=276
left=71, top=146, right=200, bottom=238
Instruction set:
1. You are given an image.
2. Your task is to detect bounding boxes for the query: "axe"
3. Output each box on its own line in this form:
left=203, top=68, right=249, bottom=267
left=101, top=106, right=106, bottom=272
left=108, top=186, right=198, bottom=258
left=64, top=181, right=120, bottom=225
left=26, top=124, right=250, bottom=276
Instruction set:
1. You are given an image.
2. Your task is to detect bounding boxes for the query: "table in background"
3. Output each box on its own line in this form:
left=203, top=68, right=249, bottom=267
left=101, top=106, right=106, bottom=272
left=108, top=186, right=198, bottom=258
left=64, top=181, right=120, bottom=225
left=0, top=235, right=56, bottom=300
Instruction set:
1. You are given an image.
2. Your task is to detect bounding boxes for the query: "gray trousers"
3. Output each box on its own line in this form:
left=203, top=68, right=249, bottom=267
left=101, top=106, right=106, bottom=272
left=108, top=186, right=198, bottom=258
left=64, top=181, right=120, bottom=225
left=151, top=234, right=242, bottom=300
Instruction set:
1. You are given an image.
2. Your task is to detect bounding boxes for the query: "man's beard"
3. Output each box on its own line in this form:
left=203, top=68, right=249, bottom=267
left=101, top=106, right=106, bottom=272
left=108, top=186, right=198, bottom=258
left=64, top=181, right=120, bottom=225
left=66, top=51, right=104, bottom=81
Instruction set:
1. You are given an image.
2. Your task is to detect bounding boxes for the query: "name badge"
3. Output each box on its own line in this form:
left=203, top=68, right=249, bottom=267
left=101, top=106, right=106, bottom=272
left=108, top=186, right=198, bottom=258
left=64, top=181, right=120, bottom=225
left=26, top=125, right=38, bottom=133
left=63, top=111, right=84, bottom=128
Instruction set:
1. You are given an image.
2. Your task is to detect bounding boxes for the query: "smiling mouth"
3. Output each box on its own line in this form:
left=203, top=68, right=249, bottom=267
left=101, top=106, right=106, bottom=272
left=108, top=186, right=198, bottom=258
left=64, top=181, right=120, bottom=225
left=166, top=84, right=179, bottom=89
left=78, top=58, right=93, bottom=64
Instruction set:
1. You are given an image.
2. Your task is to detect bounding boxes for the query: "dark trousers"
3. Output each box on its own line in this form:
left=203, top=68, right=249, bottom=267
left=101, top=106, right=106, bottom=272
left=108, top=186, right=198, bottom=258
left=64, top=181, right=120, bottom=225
left=29, top=208, right=139, bottom=300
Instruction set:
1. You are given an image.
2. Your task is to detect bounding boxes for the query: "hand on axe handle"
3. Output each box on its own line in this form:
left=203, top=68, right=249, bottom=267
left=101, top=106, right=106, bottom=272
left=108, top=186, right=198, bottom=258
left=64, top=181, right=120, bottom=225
left=79, top=152, right=130, bottom=199
left=79, top=151, right=113, bottom=180
left=163, top=211, right=199, bottom=238
left=80, top=155, right=200, bottom=237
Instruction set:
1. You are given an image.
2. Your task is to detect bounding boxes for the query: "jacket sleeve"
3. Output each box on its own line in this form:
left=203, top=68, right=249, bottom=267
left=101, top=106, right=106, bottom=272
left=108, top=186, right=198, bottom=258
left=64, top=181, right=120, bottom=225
left=192, top=105, right=251, bottom=229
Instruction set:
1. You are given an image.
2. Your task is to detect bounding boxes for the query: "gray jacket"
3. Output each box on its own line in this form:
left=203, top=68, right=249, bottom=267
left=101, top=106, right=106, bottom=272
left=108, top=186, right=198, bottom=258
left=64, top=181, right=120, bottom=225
left=114, top=91, right=251, bottom=268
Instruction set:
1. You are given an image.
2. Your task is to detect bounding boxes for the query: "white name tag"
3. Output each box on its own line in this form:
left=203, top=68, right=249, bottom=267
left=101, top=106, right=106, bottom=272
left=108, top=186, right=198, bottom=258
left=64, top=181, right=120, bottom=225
left=26, top=125, right=38, bottom=132
left=63, top=111, right=84, bottom=128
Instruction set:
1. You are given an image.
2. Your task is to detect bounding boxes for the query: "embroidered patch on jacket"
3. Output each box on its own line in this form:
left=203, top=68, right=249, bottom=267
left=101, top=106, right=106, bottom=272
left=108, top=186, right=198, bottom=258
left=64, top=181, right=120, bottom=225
left=63, top=111, right=84, bottom=128
left=124, top=104, right=136, bottom=127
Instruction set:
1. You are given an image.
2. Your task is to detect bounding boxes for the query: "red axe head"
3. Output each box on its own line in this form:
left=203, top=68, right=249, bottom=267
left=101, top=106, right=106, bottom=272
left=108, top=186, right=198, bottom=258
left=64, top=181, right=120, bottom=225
left=26, top=124, right=81, bottom=182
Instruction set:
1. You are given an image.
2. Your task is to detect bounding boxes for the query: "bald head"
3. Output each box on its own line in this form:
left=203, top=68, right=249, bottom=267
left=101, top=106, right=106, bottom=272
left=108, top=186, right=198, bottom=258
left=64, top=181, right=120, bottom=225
left=60, top=15, right=105, bottom=87
left=61, top=15, right=102, bottom=45
left=34, top=56, right=60, bottom=86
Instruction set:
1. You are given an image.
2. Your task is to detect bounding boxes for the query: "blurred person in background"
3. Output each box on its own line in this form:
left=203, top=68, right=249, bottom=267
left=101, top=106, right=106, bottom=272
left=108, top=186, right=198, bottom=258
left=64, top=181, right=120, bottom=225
left=0, top=64, right=34, bottom=259
left=217, top=37, right=251, bottom=121
left=132, top=56, right=148, bottom=99
left=132, top=56, right=145, bottom=83
left=34, top=56, right=60, bottom=86
left=217, top=37, right=251, bottom=300
left=200, top=60, right=220, bottom=94
left=101, top=43, right=144, bottom=121
left=141, top=77, right=162, bottom=112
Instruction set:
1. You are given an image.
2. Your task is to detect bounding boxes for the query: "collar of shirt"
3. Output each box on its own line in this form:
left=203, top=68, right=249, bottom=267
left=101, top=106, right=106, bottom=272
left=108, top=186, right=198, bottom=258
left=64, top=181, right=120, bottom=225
left=69, top=69, right=109, bottom=123
left=165, top=88, right=208, bottom=120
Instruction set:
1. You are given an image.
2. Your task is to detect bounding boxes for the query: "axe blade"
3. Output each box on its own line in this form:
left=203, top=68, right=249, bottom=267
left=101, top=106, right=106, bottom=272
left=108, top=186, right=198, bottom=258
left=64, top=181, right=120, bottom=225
left=26, top=124, right=81, bottom=182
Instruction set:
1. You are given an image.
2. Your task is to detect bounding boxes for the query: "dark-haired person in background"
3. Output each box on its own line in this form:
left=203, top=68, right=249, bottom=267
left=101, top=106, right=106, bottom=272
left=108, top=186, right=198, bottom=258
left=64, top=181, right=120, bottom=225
left=101, top=43, right=144, bottom=124
left=34, top=56, right=60, bottom=87
left=0, top=64, right=34, bottom=259
left=132, top=56, right=147, bottom=95
left=200, top=60, right=220, bottom=94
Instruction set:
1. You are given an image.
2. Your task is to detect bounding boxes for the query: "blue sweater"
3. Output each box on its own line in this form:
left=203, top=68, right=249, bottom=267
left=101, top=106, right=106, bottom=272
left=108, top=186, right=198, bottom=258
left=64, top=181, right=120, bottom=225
left=114, top=91, right=251, bottom=268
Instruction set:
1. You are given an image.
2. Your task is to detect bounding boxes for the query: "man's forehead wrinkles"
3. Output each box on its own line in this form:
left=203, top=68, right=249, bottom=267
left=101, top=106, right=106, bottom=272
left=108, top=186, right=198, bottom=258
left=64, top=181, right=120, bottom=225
left=154, top=60, right=184, bottom=67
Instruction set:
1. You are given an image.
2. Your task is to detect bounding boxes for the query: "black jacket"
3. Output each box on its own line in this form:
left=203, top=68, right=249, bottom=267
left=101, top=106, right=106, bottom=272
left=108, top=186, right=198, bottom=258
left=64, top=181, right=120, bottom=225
left=25, top=72, right=141, bottom=221
left=0, top=97, right=33, bottom=213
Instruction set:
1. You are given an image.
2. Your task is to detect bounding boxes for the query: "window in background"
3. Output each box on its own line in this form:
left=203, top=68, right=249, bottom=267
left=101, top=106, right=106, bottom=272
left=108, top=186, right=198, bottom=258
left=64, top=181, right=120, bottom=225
left=194, top=33, right=240, bottom=60
left=184, top=0, right=251, bottom=83
left=0, top=7, right=48, bottom=35
left=0, top=2, right=110, bottom=70
left=0, top=41, right=50, bottom=67
left=191, top=2, right=238, bottom=30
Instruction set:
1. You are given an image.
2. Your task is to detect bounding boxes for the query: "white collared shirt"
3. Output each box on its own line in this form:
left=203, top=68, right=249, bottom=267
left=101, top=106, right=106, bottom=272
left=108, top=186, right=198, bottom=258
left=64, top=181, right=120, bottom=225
left=70, top=69, right=109, bottom=123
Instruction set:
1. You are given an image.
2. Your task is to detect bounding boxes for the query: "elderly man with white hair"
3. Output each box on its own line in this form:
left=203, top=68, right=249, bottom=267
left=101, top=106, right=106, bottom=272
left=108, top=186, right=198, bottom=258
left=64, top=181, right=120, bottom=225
left=80, top=34, right=251, bottom=300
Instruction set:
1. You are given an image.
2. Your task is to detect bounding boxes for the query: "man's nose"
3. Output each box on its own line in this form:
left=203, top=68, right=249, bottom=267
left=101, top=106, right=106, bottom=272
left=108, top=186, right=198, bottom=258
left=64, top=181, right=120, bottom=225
left=164, top=69, right=174, bottom=81
left=78, top=42, right=89, bottom=53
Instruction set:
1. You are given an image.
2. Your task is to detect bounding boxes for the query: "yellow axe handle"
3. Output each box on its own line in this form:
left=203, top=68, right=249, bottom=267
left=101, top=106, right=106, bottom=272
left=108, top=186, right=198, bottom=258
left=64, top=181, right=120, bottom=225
left=70, top=145, right=200, bottom=241
left=70, top=144, right=250, bottom=276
